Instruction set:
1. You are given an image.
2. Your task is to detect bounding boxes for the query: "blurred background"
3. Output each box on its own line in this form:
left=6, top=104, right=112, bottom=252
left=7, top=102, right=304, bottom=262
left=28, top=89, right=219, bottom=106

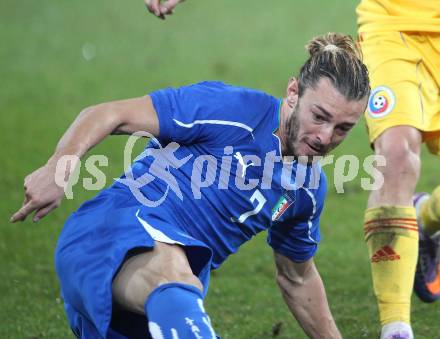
left=1, top=0, right=439, bottom=337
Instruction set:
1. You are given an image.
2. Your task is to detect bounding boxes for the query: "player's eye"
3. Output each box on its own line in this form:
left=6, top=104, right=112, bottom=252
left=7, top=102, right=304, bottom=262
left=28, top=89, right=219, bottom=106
left=313, top=113, right=326, bottom=122
left=335, top=126, right=351, bottom=135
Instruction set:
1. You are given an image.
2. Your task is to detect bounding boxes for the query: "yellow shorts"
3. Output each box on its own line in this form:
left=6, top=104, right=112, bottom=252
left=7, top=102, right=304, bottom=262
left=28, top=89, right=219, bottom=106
left=359, top=31, right=440, bottom=154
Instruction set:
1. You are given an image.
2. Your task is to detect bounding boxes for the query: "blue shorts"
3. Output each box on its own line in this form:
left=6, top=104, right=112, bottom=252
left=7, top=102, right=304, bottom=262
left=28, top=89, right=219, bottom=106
left=55, top=187, right=213, bottom=338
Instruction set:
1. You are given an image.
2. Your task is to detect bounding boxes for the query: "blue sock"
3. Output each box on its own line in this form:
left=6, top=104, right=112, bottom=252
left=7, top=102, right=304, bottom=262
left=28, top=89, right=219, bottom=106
left=145, top=282, right=217, bottom=339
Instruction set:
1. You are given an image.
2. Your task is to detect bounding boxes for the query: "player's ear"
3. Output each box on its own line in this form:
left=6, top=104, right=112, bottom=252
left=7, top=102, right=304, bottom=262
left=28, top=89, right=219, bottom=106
left=286, top=77, right=299, bottom=108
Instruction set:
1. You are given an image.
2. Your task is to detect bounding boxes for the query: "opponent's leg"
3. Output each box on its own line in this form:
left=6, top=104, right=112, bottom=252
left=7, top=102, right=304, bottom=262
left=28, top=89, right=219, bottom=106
left=112, top=241, right=216, bottom=338
left=365, top=126, right=421, bottom=338
left=420, top=186, right=440, bottom=236
left=413, top=189, right=440, bottom=302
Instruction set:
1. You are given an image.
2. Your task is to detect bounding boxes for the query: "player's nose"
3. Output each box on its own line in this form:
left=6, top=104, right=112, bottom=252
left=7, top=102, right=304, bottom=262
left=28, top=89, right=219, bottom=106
left=316, top=125, right=333, bottom=146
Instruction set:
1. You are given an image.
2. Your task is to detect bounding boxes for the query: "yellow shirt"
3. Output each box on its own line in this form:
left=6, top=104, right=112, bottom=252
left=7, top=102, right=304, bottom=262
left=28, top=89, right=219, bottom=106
left=357, top=0, right=440, bottom=32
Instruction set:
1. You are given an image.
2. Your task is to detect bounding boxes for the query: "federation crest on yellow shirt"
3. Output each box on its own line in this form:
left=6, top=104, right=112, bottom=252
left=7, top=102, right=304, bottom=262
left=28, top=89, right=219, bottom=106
left=367, top=86, right=396, bottom=119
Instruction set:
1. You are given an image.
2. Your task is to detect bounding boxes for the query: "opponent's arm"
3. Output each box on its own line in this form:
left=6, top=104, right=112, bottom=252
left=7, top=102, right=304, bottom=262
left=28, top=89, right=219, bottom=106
left=145, top=0, right=185, bottom=19
left=10, top=95, right=159, bottom=223
left=274, top=252, right=341, bottom=339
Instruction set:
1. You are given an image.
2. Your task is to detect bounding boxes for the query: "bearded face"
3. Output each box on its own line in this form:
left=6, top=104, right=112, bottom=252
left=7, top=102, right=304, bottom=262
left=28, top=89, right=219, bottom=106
left=282, top=78, right=367, bottom=159
left=284, top=102, right=332, bottom=158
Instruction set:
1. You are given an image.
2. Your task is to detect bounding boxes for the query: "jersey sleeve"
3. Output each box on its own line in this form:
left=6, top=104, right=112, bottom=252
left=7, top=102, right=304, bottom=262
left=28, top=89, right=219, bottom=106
left=149, top=81, right=277, bottom=145
left=267, top=178, right=327, bottom=263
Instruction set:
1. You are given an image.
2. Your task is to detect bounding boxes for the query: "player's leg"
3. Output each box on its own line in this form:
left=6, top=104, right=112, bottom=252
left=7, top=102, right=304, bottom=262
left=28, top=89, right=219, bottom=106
left=112, top=241, right=217, bottom=338
left=358, top=29, right=440, bottom=337
left=413, top=184, right=440, bottom=302
left=56, top=197, right=215, bottom=338
left=420, top=186, right=440, bottom=236
left=412, top=32, right=440, bottom=304
left=365, top=126, right=421, bottom=338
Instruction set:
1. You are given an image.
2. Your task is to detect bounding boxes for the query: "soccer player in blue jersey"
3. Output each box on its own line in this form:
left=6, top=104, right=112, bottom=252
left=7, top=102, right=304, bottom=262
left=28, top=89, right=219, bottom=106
left=11, top=33, right=370, bottom=338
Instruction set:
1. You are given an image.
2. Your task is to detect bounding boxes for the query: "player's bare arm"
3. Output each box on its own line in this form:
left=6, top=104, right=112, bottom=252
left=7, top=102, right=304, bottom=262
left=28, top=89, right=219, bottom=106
left=10, top=95, right=159, bottom=223
left=144, top=0, right=185, bottom=19
left=274, top=253, right=342, bottom=339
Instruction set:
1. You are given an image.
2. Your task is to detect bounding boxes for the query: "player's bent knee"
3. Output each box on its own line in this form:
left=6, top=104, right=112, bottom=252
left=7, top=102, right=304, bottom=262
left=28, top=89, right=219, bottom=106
left=113, top=270, right=202, bottom=315
left=112, top=244, right=202, bottom=315
left=152, top=242, right=203, bottom=290
left=167, top=270, right=203, bottom=291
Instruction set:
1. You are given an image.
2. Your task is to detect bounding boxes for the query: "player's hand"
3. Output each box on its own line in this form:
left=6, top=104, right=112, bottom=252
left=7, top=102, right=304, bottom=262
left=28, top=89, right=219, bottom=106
left=144, top=0, right=184, bottom=19
left=10, top=162, right=66, bottom=223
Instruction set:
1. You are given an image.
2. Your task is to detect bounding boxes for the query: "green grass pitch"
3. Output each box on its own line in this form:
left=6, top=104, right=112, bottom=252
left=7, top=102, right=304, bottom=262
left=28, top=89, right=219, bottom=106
left=1, top=0, right=439, bottom=337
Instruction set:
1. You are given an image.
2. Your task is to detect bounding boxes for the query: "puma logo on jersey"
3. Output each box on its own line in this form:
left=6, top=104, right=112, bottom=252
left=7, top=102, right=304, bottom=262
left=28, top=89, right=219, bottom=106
left=234, top=152, right=255, bottom=178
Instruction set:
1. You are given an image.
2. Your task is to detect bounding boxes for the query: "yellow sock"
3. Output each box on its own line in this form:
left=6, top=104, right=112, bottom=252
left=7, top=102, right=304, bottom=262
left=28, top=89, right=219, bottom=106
left=421, top=186, right=440, bottom=235
left=364, top=206, right=418, bottom=325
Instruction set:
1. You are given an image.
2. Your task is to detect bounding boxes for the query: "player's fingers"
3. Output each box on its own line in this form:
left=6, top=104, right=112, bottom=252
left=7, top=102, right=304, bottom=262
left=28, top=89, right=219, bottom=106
left=10, top=201, right=37, bottom=223
left=159, top=5, right=172, bottom=15
left=161, top=0, right=182, bottom=14
left=23, top=193, right=30, bottom=206
left=33, top=201, right=59, bottom=223
left=24, top=174, right=31, bottom=189
left=145, top=0, right=161, bottom=16
left=144, top=0, right=153, bottom=10
left=160, top=4, right=171, bottom=15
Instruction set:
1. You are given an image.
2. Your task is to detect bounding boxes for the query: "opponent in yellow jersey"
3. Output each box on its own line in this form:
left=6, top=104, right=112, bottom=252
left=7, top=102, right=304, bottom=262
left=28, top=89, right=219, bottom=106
left=357, top=1, right=440, bottom=338
left=358, top=0, right=440, bottom=33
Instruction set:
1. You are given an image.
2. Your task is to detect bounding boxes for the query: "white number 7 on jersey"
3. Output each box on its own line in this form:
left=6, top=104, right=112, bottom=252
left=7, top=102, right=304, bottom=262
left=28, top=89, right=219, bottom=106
left=231, top=190, right=267, bottom=223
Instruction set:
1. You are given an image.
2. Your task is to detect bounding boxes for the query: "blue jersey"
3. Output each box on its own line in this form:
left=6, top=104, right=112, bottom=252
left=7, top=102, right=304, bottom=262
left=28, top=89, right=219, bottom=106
left=115, top=81, right=327, bottom=267
left=56, top=81, right=327, bottom=338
